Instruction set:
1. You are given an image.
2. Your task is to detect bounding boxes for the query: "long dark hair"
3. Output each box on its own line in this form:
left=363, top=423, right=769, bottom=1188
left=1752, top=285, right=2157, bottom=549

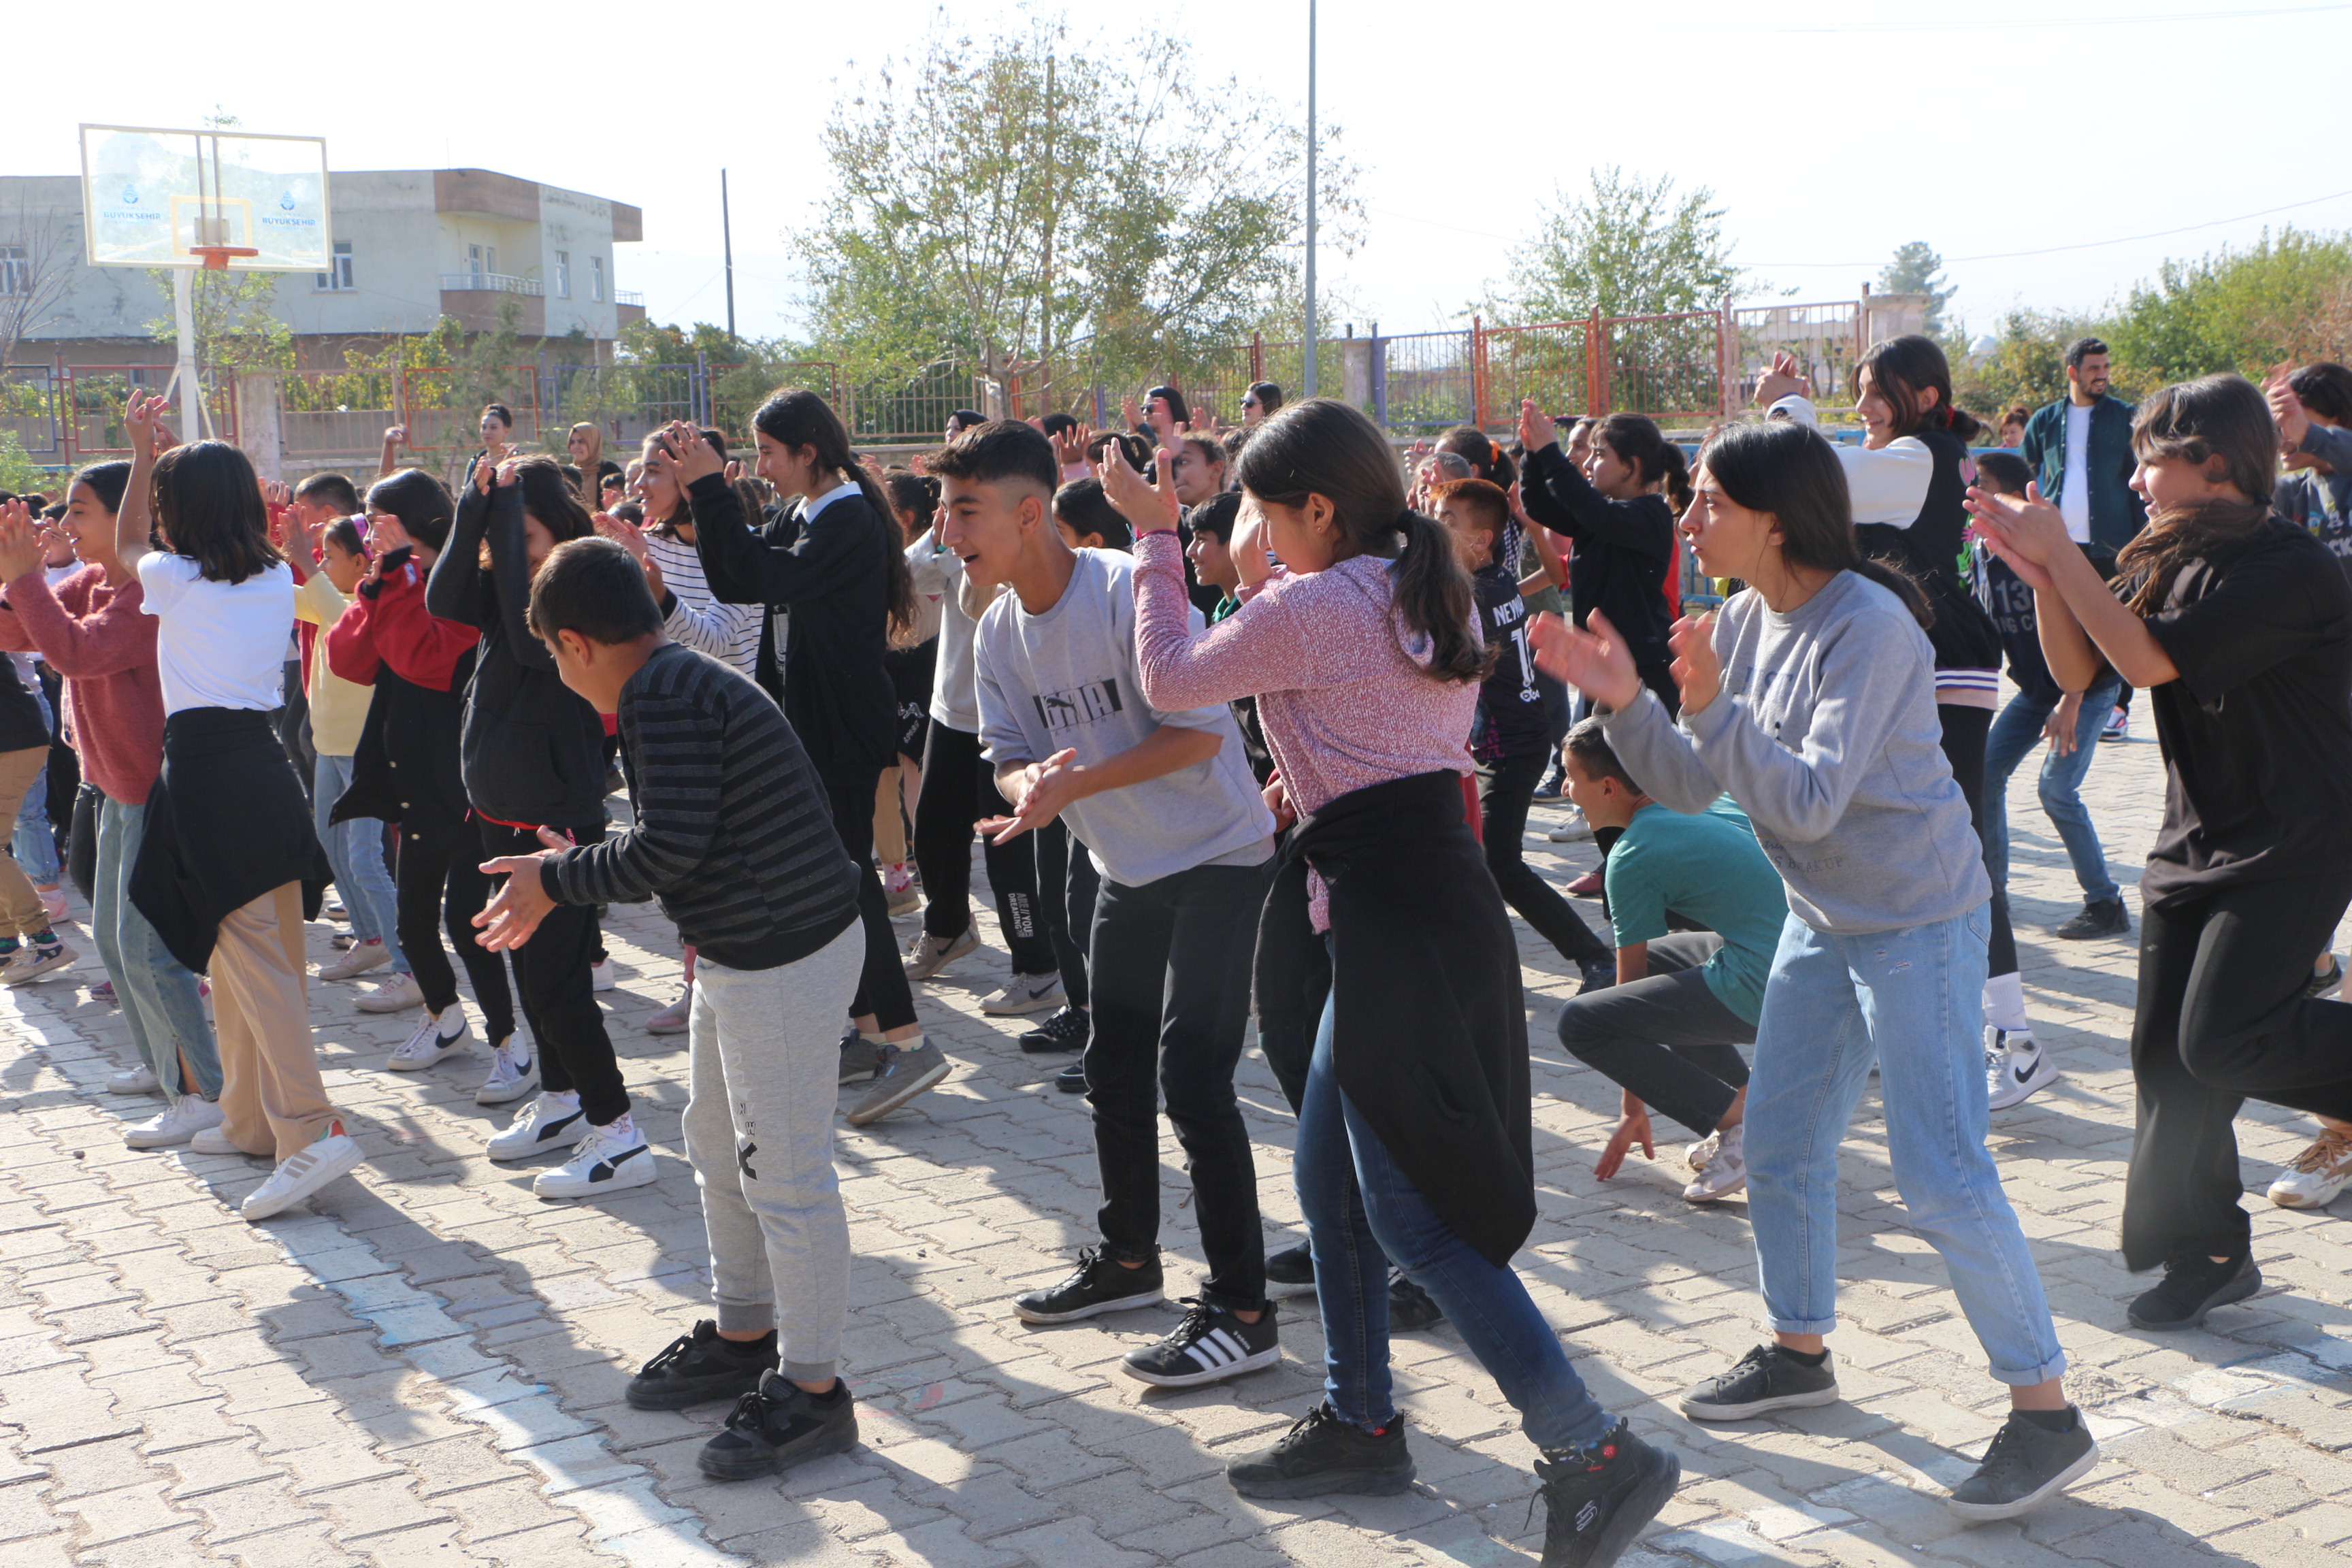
left=366, top=468, right=455, bottom=550
left=1437, top=425, right=1518, bottom=491
left=1592, top=414, right=1693, bottom=512
left=753, top=389, right=917, bottom=639
left=152, top=440, right=281, bottom=584
left=1235, top=398, right=1490, bottom=683
left=1698, top=421, right=1931, bottom=627
left=71, top=459, right=131, bottom=514
left=883, top=470, right=938, bottom=544
left=479, top=457, right=595, bottom=577
left=1144, top=384, right=1192, bottom=428
left=1852, top=334, right=1985, bottom=443
left=640, top=427, right=725, bottom=538
left=2112, top=374, right=2279, bottom=615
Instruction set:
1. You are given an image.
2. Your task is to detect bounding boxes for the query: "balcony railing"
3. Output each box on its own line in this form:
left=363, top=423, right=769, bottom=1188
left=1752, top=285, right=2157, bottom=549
left=438, top=272, right=544, bottom=297
left=616, top=290, right=644, bottom=307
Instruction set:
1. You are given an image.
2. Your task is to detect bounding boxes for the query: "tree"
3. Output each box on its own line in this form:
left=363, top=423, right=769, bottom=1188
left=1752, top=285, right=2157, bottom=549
left=2106, top=227, right=2352, bottom=380
left=796, top=14, right=1360, bottom=417
left=1501, top=167, right=1743, bottom=323
left=0, top=197, right=77, bottom=370
left=1949, top=308, right=2105, bottom=419
left=1880, top=242, right=1954, bottom=336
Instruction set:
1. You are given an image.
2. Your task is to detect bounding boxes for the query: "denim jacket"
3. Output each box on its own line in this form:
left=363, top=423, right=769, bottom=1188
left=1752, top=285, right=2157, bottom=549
left=2274, top=419, right=2352, bottom=587
left=2019, top=393, right=2147, bottom=551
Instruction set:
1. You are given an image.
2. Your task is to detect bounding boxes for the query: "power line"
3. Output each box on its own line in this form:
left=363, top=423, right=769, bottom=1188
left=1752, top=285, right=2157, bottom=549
left=1714, top=1, right=2351, bottom=32
left=1742, top=186, right=2352, bottom=269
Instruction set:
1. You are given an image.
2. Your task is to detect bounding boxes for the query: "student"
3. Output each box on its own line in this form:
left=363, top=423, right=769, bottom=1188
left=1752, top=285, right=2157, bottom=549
left=1241, top=382, right=1281, bottom=423
left=280, top=473, right=361, bottom=797
left=328, top=470, right=523, bottom=1096
left=0, top=472, right=220, bottom=1145
left=292, top=515, right=420, bottom=1013
left=567, top=422, right=624, bottom=508
left=1970, top=451, right=2128, bottom=983
left=1970, top=375, right=2352, bottom=1308
left=428, top=454, right=644, bottom=1197
left=1544, top=417, right=2091, bottom=1521
left=0, top=621, right=74, bottom=983
left=472, top=537, right=864, bottom=1479
left=1552, top=719, right=1785, bottom=1204
left=110, top=393, right=364, bottom=1222
left=877, top=472, right=943, bottom=919
left=1170, top=436, right=1227, bottom=515
left=1432, top=477, right=1614, bottom=989
left=1115, top=398, right=1678, bottom=1565
left=939, top=421, right=1281, bottom=1384
left=677, top=399, right=944, bottom=1123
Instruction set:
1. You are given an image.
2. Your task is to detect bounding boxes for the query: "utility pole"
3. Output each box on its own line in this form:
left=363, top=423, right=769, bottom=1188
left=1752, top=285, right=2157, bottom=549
left=1303, top=0, right=1318, bottom=398
left=721, top=169, right=736, bottom=347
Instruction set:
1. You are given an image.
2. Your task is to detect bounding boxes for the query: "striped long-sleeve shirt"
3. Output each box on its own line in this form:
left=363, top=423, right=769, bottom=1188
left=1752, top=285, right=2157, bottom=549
left=647, top=529, right=762, bottom=675
left=540, top=641, right=858, bottom=970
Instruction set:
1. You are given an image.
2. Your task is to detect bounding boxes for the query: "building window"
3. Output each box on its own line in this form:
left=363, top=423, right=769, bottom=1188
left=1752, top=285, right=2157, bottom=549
left=0, top=247, right=27, bottom=297
left=555, top=251, right=570, bottom=299
left=314, top=240, right=353, bottom=292
left=591, top=255, right=604, bottom=304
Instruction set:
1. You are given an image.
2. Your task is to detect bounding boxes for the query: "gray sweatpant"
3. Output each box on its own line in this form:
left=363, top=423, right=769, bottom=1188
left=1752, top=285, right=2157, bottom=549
left=683, top=922, right=864, bottom=1382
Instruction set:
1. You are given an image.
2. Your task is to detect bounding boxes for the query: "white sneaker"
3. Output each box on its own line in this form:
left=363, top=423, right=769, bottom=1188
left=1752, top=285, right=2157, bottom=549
left=123, top=1095, right=224, bottom=1149
left=1985, top=1030, right=2058, bottom=1111
left=189, top=1124, right=248, bottom=1156
left=1548, top=810, right=1595, bottom=843
left=591, top=959, right=616, bottom=992
left=1682, top=1122, right=1748, bottom=1203
left=486, top=1094, right=591, bottom=1161
left=532, top=1126, right=657, bottom=1199
left=475, top=1040, right=539, bottom=1106
left=319, top=938, right=391, bottom=981
left=388, top=1011, right=472, bottom=1071
left=2269, top=1126, right=2352, bottom=1209
left=37, top=885, right=67, bottom=924
left=242, top=1130, right=365, bottom=1220
left=108, top=1065, right=161, bottom=1096
left=1, top=941, right=75, bottom=985
left=980, top=971, right=1066, bottom=1015
left=355, top=973, right=425, bottom=1013
left=646, top=986, right=691, bottom=1034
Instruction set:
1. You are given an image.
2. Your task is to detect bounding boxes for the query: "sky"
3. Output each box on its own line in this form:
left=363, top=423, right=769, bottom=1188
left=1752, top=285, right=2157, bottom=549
left=16, top=0, right=2352, bottom=346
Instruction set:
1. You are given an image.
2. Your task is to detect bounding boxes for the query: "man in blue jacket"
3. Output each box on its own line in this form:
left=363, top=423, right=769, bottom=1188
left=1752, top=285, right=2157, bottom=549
left=2018, top=338, right=2146, bottom=551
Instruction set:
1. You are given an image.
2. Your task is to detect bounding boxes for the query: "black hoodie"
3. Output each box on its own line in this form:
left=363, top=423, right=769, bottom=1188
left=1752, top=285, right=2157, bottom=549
left=1519, top=440, right=1677, bottom=682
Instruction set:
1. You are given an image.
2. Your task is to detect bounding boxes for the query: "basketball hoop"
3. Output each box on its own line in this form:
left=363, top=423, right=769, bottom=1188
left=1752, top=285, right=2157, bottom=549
left=189, top=245, right=260, bottom=271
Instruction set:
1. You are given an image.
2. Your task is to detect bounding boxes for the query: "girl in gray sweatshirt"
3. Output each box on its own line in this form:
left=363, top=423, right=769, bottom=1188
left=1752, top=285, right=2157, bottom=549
left=1536, top=420, right=2091, bottom=1524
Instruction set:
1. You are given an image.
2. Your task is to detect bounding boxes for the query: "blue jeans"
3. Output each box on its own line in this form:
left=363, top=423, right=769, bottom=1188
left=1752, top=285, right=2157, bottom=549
left=313, top=753, right=406, bottom=971
left=1746, top=906, right=2066, bottom=1385
left=1298, top=970, right=1612, bottom=1448
left=12, top=687, right=59, bottom=887
left=1982, top=676, right=2121, bottom=906
left=95, top=796, right=220, bottom=1102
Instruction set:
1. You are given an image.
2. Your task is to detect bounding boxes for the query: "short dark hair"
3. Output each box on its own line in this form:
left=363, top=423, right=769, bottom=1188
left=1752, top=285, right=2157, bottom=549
left=931, top=420, right=1058, bottom=493
left=152, top=440, right=281, bottom=585
left=483, top=402, right=515, bottom=427
left=1181, top=434, right=1226, bottom=472
left=295, top=472, right=361, bottom=515
left=1973, top=451, right=2034, bottom=496
left=366, top=468, right=455, bottom=551
left=1562, top=717, right=1637, bottom=790
left=1430, top=477, right=1511, bottom=537
left=2289, top=362, right=2352, bottom=426
left=947, top=408, right=987, bottom=434
left=1190, top=491, right=1242, bottom=544
left=527, top=536, right=664, bottom=646
left=322, top=517, right=366, bottom=557
left=2065, top=337, right=2108, bottom=372
left=1051, top=478, right=1132, bottom=551
left=1040, top=412, right=1080, bottom=439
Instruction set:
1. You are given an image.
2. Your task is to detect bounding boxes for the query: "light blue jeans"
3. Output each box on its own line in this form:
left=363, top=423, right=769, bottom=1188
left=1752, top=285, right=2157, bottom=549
left=1745, top=905, right=2067, bottom=1386
left=95, top=796, right=220, bottom=1102
left=1982, top=675, right=2122, bottom=906
left=11, top=687, right=59, bottom=887
left=312, top=753, right=406, bottom=973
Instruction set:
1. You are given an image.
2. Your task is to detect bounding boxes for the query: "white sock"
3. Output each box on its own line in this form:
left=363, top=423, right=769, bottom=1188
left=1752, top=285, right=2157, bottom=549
left=1984, top=970, right=2030, bottom=1034
left=543, top=1089, right=581, bottom=1113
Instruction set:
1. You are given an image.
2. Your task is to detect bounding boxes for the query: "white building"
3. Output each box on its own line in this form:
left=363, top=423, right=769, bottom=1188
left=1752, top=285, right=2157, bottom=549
left=1, top=167, right=644, bottom=368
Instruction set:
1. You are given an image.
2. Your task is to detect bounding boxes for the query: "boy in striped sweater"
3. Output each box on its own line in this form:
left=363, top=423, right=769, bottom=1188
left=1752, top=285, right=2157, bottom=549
left=474, top=536, right=866, bottom=1482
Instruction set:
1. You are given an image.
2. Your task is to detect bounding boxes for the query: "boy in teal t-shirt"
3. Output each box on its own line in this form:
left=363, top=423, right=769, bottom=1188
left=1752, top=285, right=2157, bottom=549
left=1554, top=719, right=1787, bottom=1203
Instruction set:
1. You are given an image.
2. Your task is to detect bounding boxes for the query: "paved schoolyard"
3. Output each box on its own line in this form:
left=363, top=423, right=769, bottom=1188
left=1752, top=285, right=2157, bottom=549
left=5, top=718, right=2352, bottom=1568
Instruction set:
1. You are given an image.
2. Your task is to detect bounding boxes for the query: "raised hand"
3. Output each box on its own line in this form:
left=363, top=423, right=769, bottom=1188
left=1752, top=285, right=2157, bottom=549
left=1098, top=440, right=1182, bottom=538
left=124, top=390, right=171, bottom=456
left=2267, top=373, right=2312, bottom=451
left=0, top=502, right=44, bottom=583
left=382, top=423, right=408, bottom=448
left=1667, top=610, right=1722, bottom=715
left=1517, top=397, right=1552, bottom=454
left=1530, top=609, right=1641, bottom=710
left=1752, top=350, right=1811, bottom=410
left=1964, top=480, right=2067, bottom=591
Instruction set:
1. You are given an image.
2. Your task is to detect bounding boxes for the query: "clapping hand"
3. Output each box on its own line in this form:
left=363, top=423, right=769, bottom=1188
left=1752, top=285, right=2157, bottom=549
left=1530, top=609, right=1642, bottom=710
left=646, top=420, right=723, bottom=488
left=1751, top=351, right=1812, bottom=410
left=2266, top=372, right=2312, bottom=452
left=0, top=501, right=45, bottom=583
left=1049, top=421, right=1094, bottom=470
left=593, top=510, right=664, bottom=600
left=977, top=749, right=1083, bottom=843
left=125, top=390, right=172, bottom=456
left=1964, top=480, right=2068, bottom=591
left=1516, top=397, right=1554, bottom=454
left=1098, top=439, right=1181, bottom=537
left=1667, top=610, right=1722, bottom=715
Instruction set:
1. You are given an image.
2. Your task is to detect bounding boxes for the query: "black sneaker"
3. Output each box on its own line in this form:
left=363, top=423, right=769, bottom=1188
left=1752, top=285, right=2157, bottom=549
left=696, top=1371, right=858, bottom=1480
left=1054, top=1061, right=1087, bottom=1094
left=2053, top=899, right=2129, bottom=940
left=1226, top=1402, right=1415, bottom=1498
left=1577, top=958, right=1616, bottom=994
left=1013, top=1246, right=1164, bottom=1322
left=626, top=1320, right=774, bottom=1410
left=1946, top=1407, right=2099, bottom=1520
left=1680, top=1343, right=1839, bottom=1420
left=1123, top=1297, right=1281, bottom=1386
left=1019, top=1005, right=1090, bottom=1055
left=1535, top=1419, right=1680, bottom=1568
left=1388, top=1269, right=1444, bottom=1330
left=2309, top=958, right=2346, bottom=999
left=2127, top=1251, right=2259, bottom=1330
left=1266, top=1241, right=1316, bottom=1296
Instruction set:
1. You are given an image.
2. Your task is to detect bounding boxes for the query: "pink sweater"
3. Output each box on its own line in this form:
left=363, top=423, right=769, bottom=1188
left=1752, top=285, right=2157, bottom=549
left=0, top=565, right=165, bottom=806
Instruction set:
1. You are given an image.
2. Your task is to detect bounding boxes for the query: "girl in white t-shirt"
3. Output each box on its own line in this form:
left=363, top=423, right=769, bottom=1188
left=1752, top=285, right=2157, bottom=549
left=114, top=391, right=365, bottom=1222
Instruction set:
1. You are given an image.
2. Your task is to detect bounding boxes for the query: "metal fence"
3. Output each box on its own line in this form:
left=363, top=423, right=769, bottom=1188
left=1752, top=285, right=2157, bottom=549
left=3, top=364, right=242, bottom=462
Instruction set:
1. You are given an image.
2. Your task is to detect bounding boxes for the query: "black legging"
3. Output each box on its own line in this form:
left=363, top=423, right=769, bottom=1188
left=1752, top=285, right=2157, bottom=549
left=1477, top=751, right=1610, bottom=966
left=913, top=722, right=1056, bottom=975
left=396, top=809, right=514, bottom=1043
left=1936, top=704, right=2017, bottom=981
left=478, top=818, right=627, bottom=1125
left=826, top=776, right=919, bottom=1034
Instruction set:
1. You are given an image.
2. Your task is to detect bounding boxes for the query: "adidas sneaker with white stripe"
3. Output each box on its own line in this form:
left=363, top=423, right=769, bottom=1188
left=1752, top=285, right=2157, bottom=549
left=1122, top=1297, right=1281, bottom=1387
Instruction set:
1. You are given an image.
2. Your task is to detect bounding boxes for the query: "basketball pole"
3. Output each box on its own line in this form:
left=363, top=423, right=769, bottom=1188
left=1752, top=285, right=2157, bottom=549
left=172, top=267, right=200, bottom=442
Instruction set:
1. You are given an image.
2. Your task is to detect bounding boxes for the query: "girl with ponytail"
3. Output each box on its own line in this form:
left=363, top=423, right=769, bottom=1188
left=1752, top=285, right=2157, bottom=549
left=1105, top=396, right=1680, bottom=1550
left=1541, top=417, right=2089, bottom=1522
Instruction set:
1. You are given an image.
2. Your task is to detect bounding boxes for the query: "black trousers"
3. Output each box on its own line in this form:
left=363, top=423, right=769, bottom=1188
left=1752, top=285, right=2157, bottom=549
left=1035, top=819, right=1102, bottom=1009
left=399, top=809, right=514, bottom=1043
left=913, top=723, right=1056, bottom=974
left=2123, top=868, right=2352, bottom=1271
left=1556, top=932, right=1754, bottom=1137
left=277, top=660, right=316, bottom=806
left=1478, top=751, right=1610, bottom=966
left=825, top=776, right=919, bottom=1034
left=1936, top=703, right=2018, bottom=981
left=1084, top=860, right=1269, bottom=1311
left=476, top=819, right=627, bottom=1125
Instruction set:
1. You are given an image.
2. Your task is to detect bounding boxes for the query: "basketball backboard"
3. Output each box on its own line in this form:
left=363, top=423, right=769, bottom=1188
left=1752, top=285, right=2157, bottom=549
left=78, top=125, right=331, bottom=272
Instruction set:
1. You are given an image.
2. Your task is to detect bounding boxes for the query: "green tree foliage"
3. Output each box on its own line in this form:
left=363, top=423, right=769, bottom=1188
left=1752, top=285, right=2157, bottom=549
left=2107, top=227, right=2352, bottom=380
left=143, top=267, right=295, bottom=376
left=1880, top=242, right=1955, bottom=336
left=1502, top=167, right=1742, bottom=323
left=798, top=14, right=1359, bottom=414
left=1948, top=308, right=2105, bottom=420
